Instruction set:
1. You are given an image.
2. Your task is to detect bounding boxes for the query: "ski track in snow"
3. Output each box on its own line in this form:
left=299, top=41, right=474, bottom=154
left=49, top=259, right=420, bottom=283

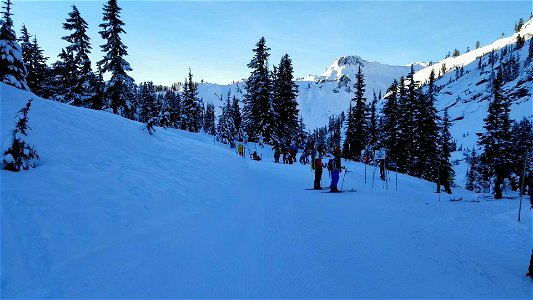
left=1, top=84, right=532, bottom=298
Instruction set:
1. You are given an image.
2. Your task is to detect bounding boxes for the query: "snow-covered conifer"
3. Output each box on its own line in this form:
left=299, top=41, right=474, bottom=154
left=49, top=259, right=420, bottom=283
left=0, top=0, right=28, bottom=90
left=272, top=53, right=299, bottom=145
left=479, top=71, right=512, bottom=199
left=243, top=37, right=274, bottom=143
left=3, top=99, right=39, bottom=171
left=97, top=0, right=134, bottom=116
left=61, top=5, right=94, bottom=107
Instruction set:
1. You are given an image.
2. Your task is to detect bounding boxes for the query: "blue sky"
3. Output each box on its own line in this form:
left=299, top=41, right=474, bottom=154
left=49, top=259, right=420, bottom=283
left=12, top=1, right=532, bottom=85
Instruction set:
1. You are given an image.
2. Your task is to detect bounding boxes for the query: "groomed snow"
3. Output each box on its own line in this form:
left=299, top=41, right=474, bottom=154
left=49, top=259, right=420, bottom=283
left=1, top=83, right=531, bottom=298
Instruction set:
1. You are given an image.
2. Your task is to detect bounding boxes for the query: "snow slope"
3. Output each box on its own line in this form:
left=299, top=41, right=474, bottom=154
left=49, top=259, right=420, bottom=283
left=411, top=20, right=533, bottom=184
left=1, top=83, right=531, bottom=298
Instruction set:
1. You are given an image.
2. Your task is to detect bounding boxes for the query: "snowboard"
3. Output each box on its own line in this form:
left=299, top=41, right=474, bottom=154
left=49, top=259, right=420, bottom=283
left=305, top=187, right=324, bottom=190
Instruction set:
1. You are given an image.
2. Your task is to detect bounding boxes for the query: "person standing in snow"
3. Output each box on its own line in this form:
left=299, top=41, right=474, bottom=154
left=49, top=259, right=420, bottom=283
left=311, top=143, right=316, bottom=170
left=314, top=152, right=323, bottom=189
left=379, top=158, right=386, bottom=181
left=290, top=145, right=297, bottom=164
left=329, top=147, right=342, bottom=192
left=272, top=143, right=281, bottom=163
left=237, top=141, right=244, bottom=158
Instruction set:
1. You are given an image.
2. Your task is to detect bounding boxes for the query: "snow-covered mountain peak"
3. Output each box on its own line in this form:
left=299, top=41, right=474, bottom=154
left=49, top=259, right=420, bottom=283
left=335, top=55, right=366, bottom=67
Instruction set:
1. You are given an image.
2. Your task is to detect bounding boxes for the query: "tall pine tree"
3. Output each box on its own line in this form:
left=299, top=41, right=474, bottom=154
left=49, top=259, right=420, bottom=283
left=97, top=0, right=134, bottom=116
left=19, top=26, right=49, bottom=97
left=203, top=102, right=216, bottom=135
left=243, top=37, right=274, bottom=143
left=0, top=0, right=28, bottom=90
left=437, top=107, right=454, bottom=193
left=417, top=68, right=439, bottom=180
left=479, top=71, right=512, bottom=199
left=180, top=69, right=201, bottom=132
left=343, top=66, right=367, bottom=160
left=380, top=80, right=399, bottom=164
left=272, top=53, right=299, bottom=145
left=230, top=95, right=242, bottom=140
left=62, top=5, right=94, bottom=107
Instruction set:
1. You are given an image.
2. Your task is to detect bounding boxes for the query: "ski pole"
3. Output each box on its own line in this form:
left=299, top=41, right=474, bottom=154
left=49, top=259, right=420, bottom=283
left=340, top=167, right=348, bottom=191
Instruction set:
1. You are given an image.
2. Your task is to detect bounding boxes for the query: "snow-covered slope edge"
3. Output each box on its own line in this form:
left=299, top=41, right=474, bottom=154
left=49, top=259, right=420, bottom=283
left=413, top=20, right=533, bottom=184
left=0, top=83, right=249, bottom=297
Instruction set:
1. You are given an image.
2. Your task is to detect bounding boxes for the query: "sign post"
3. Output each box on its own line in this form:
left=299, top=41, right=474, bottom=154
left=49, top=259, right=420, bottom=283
left=361, top=150, right=367, bottom=183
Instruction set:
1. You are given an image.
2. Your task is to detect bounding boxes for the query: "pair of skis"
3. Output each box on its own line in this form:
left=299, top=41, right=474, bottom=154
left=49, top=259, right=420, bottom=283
left=305, top=187, right=356, bottom=193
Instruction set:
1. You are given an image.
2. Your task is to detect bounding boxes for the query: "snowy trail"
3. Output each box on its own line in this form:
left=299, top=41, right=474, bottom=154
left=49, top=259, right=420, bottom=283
left=1, top=85, right=531, bottom=298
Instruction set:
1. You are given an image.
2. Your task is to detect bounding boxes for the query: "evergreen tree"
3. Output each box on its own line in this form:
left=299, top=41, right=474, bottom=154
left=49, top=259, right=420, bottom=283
left=452, top=49, right=461, bottom=57
left=465, top=148, right=482, bottom=192
left=180, top=69, right=201, bottom=132
left=97, top=0, right=134, bottom=116
left=62, top=5, right=94, bottom=107
left=516, top=34, right=525, bottom=50
left=138, top=81, right=158, bottom=125
left=479, top=71, right=512, bottom=199
left=397, top=72, right=419, bottom=174
left=515, top=18, right=525, bottom=32
left=528, top=37, right=533, bottom=60
left=217, top=97, right=236, bottom=147
left=51, top=48, right=77, bottom=103
left=417, top=68, right=439, bottom=180
left=19, top=26, right=49, bottom=97
left=230, top=95, right=242, bottom=139
left=88, top=66, right=105, bottom=110
left=326, top=114, right=342, bottom=150
left=380, top=80, right=399, bottom=165
left=18, top=24, right=31, bottom=66
left=367, top=90, right=378, bottom=149
left=476, top=41, right=481, bottom=49
left=295, top=116, right=307, bottom=148
left=163, top=90, right=180, bottom=128
left=243, top=37, right=274, bottom=143
left=203, top=102, right=216, bottom=135
left=0, top=0, right=28, bottom=90
left=343, top=102, right=355, bottom=158
left=343, top=66, right=367, bottom=160
left=510, top=118, right=533, bottom=193
left=272, top=53, right=299, bottom=145
left=437, top=108, right=454, bottom=193
left=3, top=99, right=39, bottom=171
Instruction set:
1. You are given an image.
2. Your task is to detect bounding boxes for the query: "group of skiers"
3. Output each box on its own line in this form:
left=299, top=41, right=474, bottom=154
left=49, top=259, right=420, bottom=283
left=309, top=143, right=343, bottom=192
left=237, top=140, right=262, bottom=161
left=272, top=143, right=303, bottom=164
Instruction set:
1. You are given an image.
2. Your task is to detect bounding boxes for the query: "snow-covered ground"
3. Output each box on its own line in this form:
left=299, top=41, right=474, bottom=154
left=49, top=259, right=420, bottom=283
left=1, top=83, right=531, bottom=298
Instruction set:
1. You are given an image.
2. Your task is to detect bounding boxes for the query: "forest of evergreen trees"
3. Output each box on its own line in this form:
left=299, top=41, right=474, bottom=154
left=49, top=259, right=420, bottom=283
left=1, top=0, right=532, bottom=197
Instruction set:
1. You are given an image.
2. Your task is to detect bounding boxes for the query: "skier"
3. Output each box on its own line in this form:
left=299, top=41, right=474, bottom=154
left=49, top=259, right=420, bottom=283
left=329, top=147, right=342, bottom=192
left=272, top=143, right=281, bottom=163
left=438, top=164, right=453, bottom=194
left=283, top=147, right=288, bottom=164
left=290, top=145, right=297, bottom=164
left=251, top=151, right=261, bottom=161
left=311, top=143, right=316, bottom=170
left=379, top=158, right=386, bottom=181
left=313, top=153, right=323, bottom=189
left=237, top=141, right=244, bottom=158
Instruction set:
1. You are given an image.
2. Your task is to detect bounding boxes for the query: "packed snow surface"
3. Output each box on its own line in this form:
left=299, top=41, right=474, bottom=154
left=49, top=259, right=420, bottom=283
left=1, top=83, right=531, bottom=298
